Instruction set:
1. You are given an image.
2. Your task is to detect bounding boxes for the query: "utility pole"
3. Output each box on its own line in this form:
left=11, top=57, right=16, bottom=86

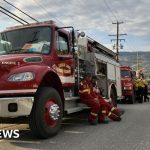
left=109, top=21, right=127, bottom=62
left=136, top=51, right=143, bottom=73
left=137, top=51, right=139, bottom=71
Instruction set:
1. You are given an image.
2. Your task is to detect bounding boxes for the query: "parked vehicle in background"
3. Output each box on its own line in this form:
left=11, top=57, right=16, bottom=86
left=120, top=66, right=136, bottom=104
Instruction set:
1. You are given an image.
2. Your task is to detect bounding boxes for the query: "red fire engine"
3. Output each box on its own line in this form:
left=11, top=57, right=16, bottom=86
left=0, top=21, right=122, bottom=138
left=120, top=66, right=136, bottom=103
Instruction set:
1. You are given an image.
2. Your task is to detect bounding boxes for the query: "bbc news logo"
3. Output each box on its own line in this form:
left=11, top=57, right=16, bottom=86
left=0, top=130, right=20, bottom=139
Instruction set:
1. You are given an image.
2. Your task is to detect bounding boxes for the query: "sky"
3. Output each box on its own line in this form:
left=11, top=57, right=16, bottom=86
left=0, top=0, right=150, bottom=52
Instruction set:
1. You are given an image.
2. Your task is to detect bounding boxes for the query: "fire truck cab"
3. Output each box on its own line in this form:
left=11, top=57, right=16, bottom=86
left=0, top=21, right=122, bottom=138
left=120, top=66, right=136, bottom=103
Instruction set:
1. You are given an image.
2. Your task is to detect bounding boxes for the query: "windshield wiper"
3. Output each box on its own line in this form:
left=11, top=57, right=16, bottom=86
left=27, top=38, right=38, bottom=43
left=8, top=49, right=20, bottom=54
left=27, top=31, right=40, bottom=43
left=7, top=47, right=25, bottom=54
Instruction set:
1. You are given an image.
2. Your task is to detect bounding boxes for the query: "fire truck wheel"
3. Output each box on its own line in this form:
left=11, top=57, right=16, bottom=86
left=29, top=87, right=63, bottom=139
left=110, top=88, right=117, bottom=107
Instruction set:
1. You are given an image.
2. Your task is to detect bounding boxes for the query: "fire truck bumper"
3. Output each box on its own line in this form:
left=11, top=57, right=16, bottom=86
left=122, top=90, right=133, bottom=96
left=0, top=97, right=34, bottom=118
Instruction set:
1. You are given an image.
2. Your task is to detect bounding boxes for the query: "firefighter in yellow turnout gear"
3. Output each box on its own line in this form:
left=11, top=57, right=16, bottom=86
left=135, top=75, right=149, bottom=103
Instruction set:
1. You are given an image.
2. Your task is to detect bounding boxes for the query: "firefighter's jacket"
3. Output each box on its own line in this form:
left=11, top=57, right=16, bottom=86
left=79, top=79, right=97, bottom=100
left=143, top=79, right=148, bottom=86
left=136, top=78, right=147, bottom=88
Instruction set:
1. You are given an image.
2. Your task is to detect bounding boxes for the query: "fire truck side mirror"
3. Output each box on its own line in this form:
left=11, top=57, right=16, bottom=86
left=71, top=29, right=75, bottom=53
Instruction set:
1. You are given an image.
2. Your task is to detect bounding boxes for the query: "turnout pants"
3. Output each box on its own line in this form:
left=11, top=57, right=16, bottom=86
left=80, top=98, right=101, bottom=123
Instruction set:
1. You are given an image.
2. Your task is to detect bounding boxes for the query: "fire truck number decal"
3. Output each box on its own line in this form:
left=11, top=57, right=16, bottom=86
left=0, top=61, right=16, bottom=65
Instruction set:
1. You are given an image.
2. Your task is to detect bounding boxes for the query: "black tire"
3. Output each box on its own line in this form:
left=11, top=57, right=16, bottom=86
left=110, top=88, right=117, bottom=107
left=29, top=87, right=63, bottom=139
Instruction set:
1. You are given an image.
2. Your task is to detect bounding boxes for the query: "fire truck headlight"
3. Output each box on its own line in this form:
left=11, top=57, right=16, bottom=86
left=124, top=86, right=132, bottom=90
left=8, top=72, right=35, bottom=82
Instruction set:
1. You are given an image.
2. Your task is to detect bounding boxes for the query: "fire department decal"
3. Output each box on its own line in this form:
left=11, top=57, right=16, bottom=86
left=52, top=63, right=72, bottom=76
left=52, top=63, right=75, bottom=84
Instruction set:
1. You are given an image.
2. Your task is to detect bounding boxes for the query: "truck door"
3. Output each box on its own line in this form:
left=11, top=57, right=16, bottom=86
left=116, top=66, right=122, bottom=97
left=53, top=31, right=75, bottom=88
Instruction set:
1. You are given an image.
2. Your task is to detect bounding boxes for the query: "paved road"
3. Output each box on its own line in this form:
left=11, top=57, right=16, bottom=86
left=1, top=101, right=150, bottom=150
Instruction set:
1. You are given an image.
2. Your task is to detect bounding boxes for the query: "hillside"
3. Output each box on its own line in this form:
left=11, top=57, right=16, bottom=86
left=119, top=51, right=150, bottom=71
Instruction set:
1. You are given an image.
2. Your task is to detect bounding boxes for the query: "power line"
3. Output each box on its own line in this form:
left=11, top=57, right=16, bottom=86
left=3, top=0, right=39, bottom=22
left=0, top=9, right=24, bottom=25
left=101, top=3, right=114, bottom=22
left=102, top=0, right=128, bottom=57
left=115, top=24, right=138, bottom=53
left=102, top=0, right=140, bottom=53
left=0, top=6, right=29, bottom=24
left=103, top=0, right=146, bottom=51
left=119, top=24, right=139, bottom=52
left=109, top=3, right=139, bottom=52
left=109, top=21, right=127, bottom=62
left=103, top=0, right=118, bottom=21
left=32, top=0, right=65, bottom=26
left=105, top=1, right=139, bottom=52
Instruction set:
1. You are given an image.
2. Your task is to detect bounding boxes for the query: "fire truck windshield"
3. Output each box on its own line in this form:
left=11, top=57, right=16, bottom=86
left=121, top=70, right=131, bottom=78
left=0, top=27, right=51, bottom=55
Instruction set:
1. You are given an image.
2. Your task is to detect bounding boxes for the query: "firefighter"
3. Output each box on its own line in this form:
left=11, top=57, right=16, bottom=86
left=136, top=74, right=145, bottom=103
left=91, top=76, right=124, bottom=120
left=79, top=73, right=122, bottom=125
left=79, top=73, right=102, bottom=125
